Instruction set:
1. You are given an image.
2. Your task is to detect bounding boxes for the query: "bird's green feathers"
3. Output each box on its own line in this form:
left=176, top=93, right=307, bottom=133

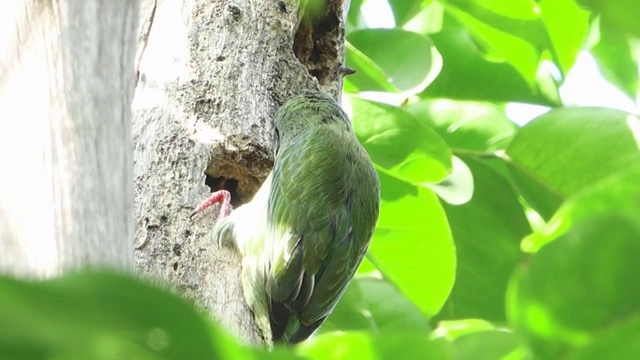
left=212, top=91, right=380, bottom=344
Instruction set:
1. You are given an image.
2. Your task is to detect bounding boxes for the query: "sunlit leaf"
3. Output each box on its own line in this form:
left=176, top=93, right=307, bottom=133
left=522, top=163, right=640, bottom=252
left=297, top=332, right=450, bottom=360
left=368, top=171, right=456, bottom=317
left=578, top=0, right=640, bottom=37
left=344, top=42, right=397, bottom=93
left=435, top=319, right=497, bottom=341
left=539, top=0, right=590, bottom=75
left=351, top=97, right=453, bottom=184
left=406, top=98, right=518, bottom=152
left=388, top=0, right=433, bottom=26
left=346, top=29, right=439, bottom=94
left=436, top=156, right=529, bottom=322
left=567, top=316, right=640, bottom=360
left=404, top=1, right=445, bottom=34
left=442, top=0, right=549, bottom=84
left=325, top=278, right=431, bottom=334
left=506, top=107, right=640, bottom=219
left=508, top=216, right=640, bottom=358
left=451, top=330, right=526, bottom=360
left=421, top=28, right=560, bottom=106
left=591, top=21, right=639, bottom=100
left=425, top=156, right=474, bottom=206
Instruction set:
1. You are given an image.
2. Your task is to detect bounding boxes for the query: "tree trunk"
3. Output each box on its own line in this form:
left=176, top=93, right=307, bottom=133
left=132, top=0, right=348, bottom=345
left=0, top=1, right=138, bottom=277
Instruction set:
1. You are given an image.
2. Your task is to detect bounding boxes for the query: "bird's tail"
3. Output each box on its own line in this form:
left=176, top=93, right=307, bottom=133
left=274, top=312, right=324, bottom=344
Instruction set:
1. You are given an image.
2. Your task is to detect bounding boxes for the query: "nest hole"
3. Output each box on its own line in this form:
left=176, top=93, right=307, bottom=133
left=292, top=0, right=341, bottom=86
left=205, top=175, right=241, bottom=207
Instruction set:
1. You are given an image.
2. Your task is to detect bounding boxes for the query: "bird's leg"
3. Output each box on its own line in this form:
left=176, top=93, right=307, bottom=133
left=190, top=190, right=232, bottom=221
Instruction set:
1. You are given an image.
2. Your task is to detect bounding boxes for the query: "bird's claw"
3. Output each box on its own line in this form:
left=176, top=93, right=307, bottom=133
left=191, top=190, right=232, bottom=221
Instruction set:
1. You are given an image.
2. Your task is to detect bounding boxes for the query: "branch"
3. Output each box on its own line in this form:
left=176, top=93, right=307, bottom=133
left=132, top=0, right=347, bottom=345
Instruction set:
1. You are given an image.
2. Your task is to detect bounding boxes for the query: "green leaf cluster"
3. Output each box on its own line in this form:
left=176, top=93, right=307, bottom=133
left=332, top=0, right=640, bottom=358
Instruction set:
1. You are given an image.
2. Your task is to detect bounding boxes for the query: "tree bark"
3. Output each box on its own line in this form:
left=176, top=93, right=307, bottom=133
left=0, top=1, right=138, bottom=277
left=132, top=0, right=348, bottom=345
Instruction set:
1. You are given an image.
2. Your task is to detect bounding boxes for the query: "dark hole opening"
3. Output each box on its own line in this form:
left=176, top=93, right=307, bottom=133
left=205, top=175, right=241, bottom=207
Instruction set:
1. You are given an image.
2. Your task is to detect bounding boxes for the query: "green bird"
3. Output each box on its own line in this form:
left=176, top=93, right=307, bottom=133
left=195, top=91, right=380, bottom=344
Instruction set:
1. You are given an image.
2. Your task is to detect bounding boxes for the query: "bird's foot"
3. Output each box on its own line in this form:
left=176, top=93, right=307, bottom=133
left=190, top=190, right=232, bottom=222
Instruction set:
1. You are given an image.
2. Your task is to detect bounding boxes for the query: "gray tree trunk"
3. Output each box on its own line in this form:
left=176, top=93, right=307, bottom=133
left=0, top=1, right=138, bottom=277
left=132, top=0, right=348, bottom=345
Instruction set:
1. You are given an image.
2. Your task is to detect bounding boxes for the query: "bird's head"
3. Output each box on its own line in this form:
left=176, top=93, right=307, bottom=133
left=273, top=91, right=351, bottom=153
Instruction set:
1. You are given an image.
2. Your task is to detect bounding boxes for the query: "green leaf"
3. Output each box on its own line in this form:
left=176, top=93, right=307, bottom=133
left=451, top=330, right=526, bottom=360
left=425, top=156, right=474, bottom=206
left=344, top=42, right=397, bottom=94
left=591, top=21, right=639, bottom=100
left=578, top=0, right=640, bottom=37
left=368, top=171, right=456, bottom=317
left=436, top=156, right=529, bottom=323
left=434, top=322, right=528, bottom=359
left=406, top=99, right=518, bottom=152
left=567, top=316, right=640, bottom=360
left=388, top=0, right=432, bottom=26
left=435, top=319, right=498, bottom=341
left=404, top=1, right=446, bottom=34
left=0, top=272, right=243, bottom=360
left=351, top=97, right=453, bottom=184
left=297, top=332, right=451, bottom=360
left=345, top=29, right=439, bottom=94
left=421, top=28, right=560, bottom=106
left=355, top=256, right=378, bottom=275
left=405, top=97, right=520, bottom=204
left=346, top=0, right=365, bottom=31
left=508, top=215, right=640, bottom=359
left=463, top=0, right=540, bottom=19
left=443, top=0, right=545, bottom=84
left=523, top=163, right=640, bottom=252
left=320, top=278, right=371, bottom=333
left=538, top=0, right=591, bottom=75
left=325, top=277, right=431, bottom=334
left=260, top=349, right=307, bottom=360
left=506, top=107, right=640, bottom=219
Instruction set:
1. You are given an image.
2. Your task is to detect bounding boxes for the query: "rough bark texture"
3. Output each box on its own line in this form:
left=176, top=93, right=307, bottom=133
left=0, top=1, right=138, bottom=277
left=132, top=0, right=347, bottom=345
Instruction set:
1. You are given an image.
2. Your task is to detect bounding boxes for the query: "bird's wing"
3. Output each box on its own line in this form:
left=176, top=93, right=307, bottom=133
left=265, top=124, right=379, bottom=342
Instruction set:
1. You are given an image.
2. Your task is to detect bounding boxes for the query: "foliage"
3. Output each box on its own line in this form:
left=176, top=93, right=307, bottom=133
left=3, top=0, right=640, bottom=359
